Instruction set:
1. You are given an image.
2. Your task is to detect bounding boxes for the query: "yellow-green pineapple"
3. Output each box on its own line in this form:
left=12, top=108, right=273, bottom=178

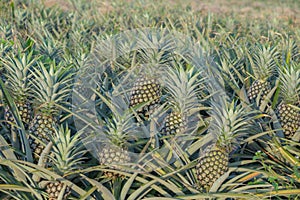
left=276, top=63, right=300, bottom=139
left=29, top=61, right=74, bottom=162
left=129, top=74, right=161, bottom=120
left=99, top=144, right=131, bottom=179
left=195, top=99, right=255, bottom=191
left=247, top=45, right=278, bottom=105
left=2, top=51, right=36, bottom=131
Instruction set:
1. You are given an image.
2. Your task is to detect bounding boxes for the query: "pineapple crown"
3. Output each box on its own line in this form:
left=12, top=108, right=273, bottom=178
left=209, top=98, right=256, bottom=153
left=163, top=62, right=203, bottom=115
left=50, top=124, right=86, bottom=176
left=136, top=29, right=176, bottom=65
left=97, top=85, right=139, bottom=148
left=1, top=50, right=37, bottom=101
left=248, top=44, right=279, bottom=81
left=132, top=29, right=178, bottom=78
left=30, top=60, right=74, bottom=115
left=278, top=62, right=300, bottom=104
left=279, top=37, right=299, bottom=64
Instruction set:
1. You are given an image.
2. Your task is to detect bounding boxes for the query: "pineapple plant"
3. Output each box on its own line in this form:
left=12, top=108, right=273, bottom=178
left=46, top=124, right=85, bottom=200
left=96, top=88, right=136, bottom=179
left=29, top=61, right=74, bottom=162
left=1, top=51, right=36, bottom=132
left=247, top=45, right=279, bottom=105
left=276, top=63, right=300, bottom=139
left=195, top=98, right=256, bottom=191
left=129, top=29, right=175, bottom=121
left=161, top=63, right=202, bottom=137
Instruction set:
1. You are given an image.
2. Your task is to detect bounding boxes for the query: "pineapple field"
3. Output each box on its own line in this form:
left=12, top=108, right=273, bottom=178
left=0, top=0, right=300, bottom=199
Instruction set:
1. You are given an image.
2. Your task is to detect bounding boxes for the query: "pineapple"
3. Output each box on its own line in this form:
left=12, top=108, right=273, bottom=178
left=162, top=112, right=186, bottom=136
left=46, top=181, right=71, bottom=200
left=161, top=63, right=202, bottom=137
left=196, top=145, right=229, bottom=190
left=276, top=63, right=300, bottom=139
left=129, top=74, right=161, bottom=120
left=98, top=144, right=131, bottom=179
left=195, top=99, right=255, bottom=191
left=29, top=61, right=74, bottom=162
left=247, top=45, right=278, bottom=105
left=45, top=124, right=85, bottom=200
left=2, top=51, right=36, bottom=131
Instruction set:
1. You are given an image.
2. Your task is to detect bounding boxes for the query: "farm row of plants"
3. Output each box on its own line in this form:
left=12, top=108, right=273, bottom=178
left=0, top=0, right=299, bottom=199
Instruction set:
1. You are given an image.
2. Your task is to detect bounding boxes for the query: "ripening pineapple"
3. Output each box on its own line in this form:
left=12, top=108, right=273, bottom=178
left=29, top=61, right=74, bottom=162
left=195, top=99, right=256, bottom=191
left=99, top=144, right=131, bottom=179
left=2, top=51, right=36, bottom=131
left=247, top=45, right=279, bottom=105
left=46, top=181, right=71, bottom=200
left=276, top=63, right=300, bottom=139
left=162, top=112, right=186, bottom=135
left=129, top=74, right=161, bottom=120
left=161, top=64, right=202, bottom=137
left=97, top=90, right=136, bottom=179
left=45, top=124, right=85, bottom=200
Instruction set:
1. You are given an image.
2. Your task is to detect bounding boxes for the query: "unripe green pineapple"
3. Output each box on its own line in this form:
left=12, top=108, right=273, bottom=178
left=5, top=102, right=32, bottom=130
left=46, top=181, right=71, bottom=200
left=247, top=80, right=271, bottom=102
left=277, top=103, right=300, bottom=138
left=2, top=51, right=36, bottom=132
left=162, top=112, right=186, bottom=135
left=28, top=114, right=56, bottom=161
left=195, top=99, right=256, bottom=191
left=29, top=61, right=74, bottom=162
left=99, top=145, right=131, bottom=179
left=129, top=75, right=161, bottom=120
left=247, top=45, right=278, bottom=105
left=276, top=63, right=300, bottom=139
left=195, top=145, right=228, bottom=190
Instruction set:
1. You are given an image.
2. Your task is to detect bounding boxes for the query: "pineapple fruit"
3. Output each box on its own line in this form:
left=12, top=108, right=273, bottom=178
left=129, top=75, right=161, bottom=120
left=99, top=145, right=131, bottom=179
left=29, top=61, right=74, bottom=162
left=46, top=181, right=71, bottom=200
left=195, top=99, right=255, bottom=191
left=196, top=145, right=229, bottom=189
left=162, top=112, right=186, bottom=135
left=247, top=45, right=278, bottom=105
left=2, top=51, right=35, bottom=132
left=276, top=63, right=300, bottom=139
